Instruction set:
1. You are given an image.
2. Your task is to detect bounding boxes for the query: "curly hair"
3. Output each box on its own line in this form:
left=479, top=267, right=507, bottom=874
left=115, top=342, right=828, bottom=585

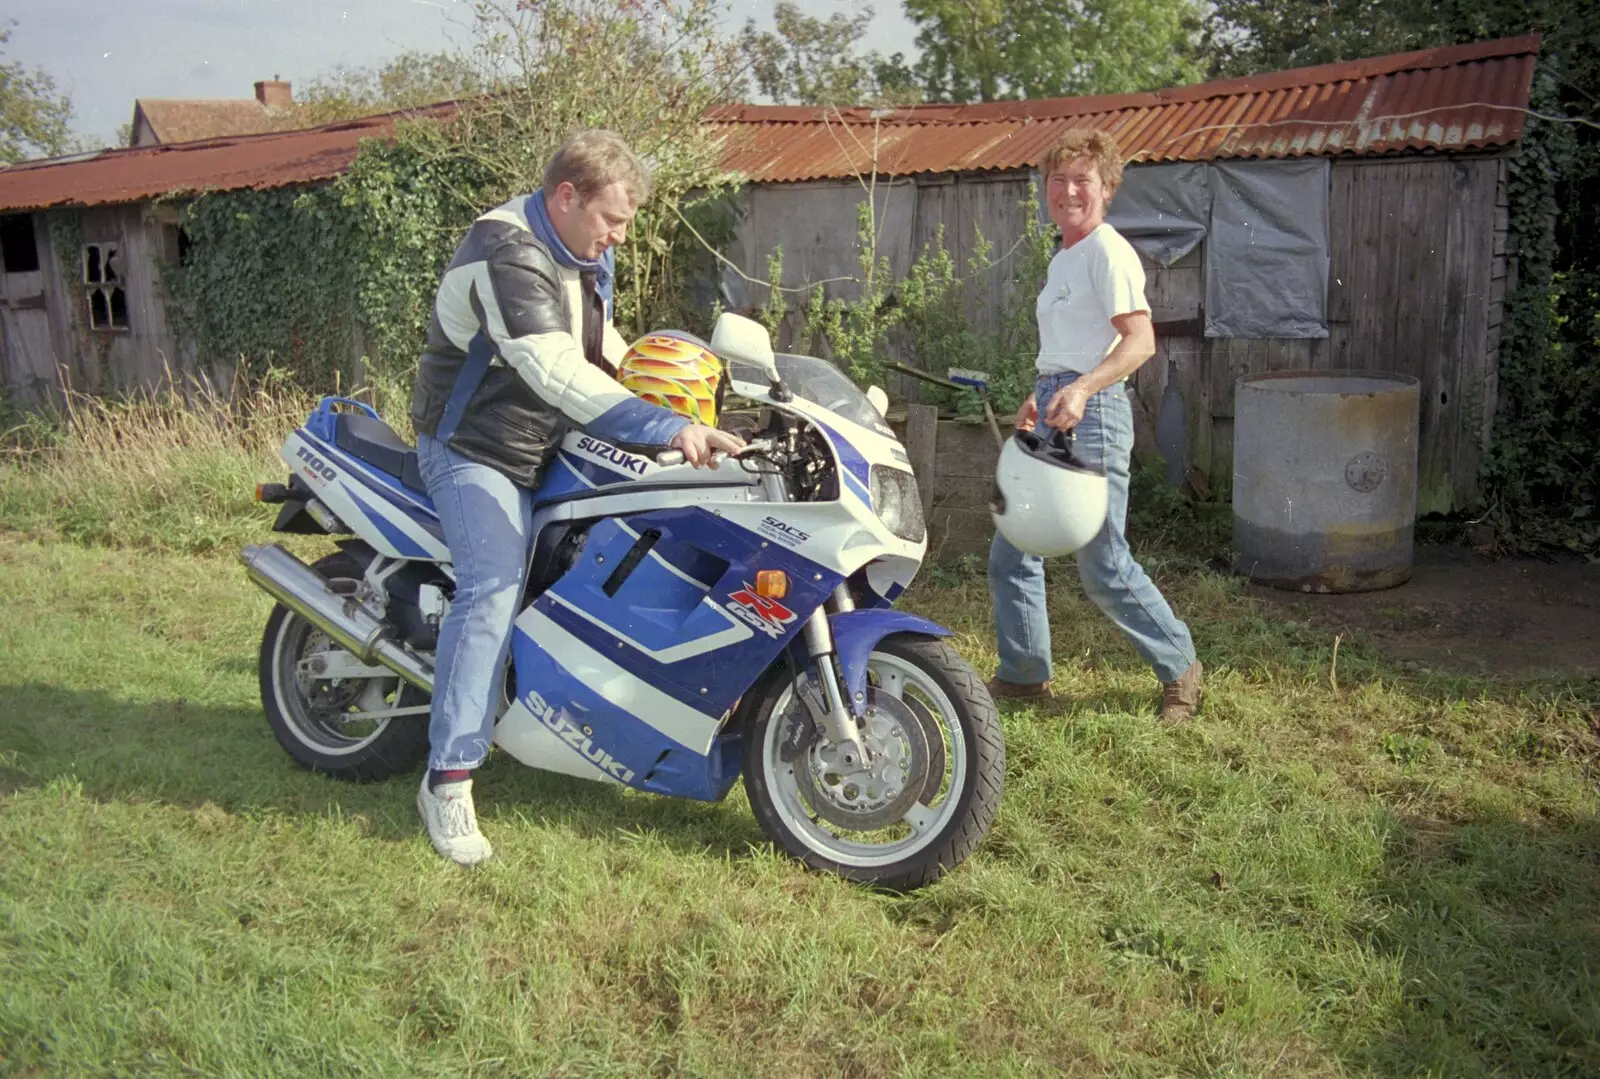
left=1040, top=128, right=1125, bottom=198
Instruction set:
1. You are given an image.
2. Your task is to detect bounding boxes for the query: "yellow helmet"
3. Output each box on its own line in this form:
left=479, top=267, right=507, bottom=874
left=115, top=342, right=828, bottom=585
left=617, top=331, right=724, bottom=427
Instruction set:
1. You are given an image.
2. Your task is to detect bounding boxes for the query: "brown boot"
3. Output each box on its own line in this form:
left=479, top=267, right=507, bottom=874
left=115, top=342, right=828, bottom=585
left=1160, top=661, right=1203, bottom=723
left=986, top=677, right=1054, bottom=701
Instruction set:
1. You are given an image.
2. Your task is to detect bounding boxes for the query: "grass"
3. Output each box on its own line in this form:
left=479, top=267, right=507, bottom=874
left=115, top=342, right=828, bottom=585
left=0, top=378, right=405, bottom=556
left=1, top=392, right=1597, bottom=1075
left=1, top=533, right=1596, bottom=1077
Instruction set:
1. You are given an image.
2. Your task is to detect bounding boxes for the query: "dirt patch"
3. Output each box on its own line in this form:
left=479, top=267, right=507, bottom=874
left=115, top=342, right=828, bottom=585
left=1248, top=544, right=1600, bottom=680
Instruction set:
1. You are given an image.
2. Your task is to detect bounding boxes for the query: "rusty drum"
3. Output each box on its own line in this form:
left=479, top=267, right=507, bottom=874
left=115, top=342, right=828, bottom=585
left=1232, top=370, right=1420, bottom=593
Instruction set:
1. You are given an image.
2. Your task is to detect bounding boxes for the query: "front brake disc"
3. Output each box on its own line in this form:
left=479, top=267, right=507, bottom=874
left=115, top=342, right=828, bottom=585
left=792, top=689, right=931, bottom=831
left=898, top=691, right=947, bottom=806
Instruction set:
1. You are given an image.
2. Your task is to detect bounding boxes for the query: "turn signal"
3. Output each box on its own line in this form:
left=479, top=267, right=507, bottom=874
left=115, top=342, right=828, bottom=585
left=755, top=570, right=788, bottom=599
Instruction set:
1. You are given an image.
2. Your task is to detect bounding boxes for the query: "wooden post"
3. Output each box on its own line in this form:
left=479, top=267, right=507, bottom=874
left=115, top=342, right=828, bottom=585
left=905, top=403, right=938, bottom=523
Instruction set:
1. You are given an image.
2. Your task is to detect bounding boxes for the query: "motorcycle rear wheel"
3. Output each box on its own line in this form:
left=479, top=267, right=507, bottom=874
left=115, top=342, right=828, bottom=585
left=742, top=632, right=1005, bottom=891
left=258, top=552, right=432, bottom=781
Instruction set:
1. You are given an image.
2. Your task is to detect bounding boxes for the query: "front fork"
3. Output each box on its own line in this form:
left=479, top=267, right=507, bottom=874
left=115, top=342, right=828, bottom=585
left=795, top=584, right=869, bottom=767
left=758, top=459, right=869, bottom=764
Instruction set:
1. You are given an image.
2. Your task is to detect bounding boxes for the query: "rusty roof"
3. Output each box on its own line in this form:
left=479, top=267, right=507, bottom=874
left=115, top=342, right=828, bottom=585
left=0, top=34, right=1539, bottom=213
left=710, top=34, right=1541, bottom=182
left=0, top=105, right=456, bottom=213
left=133, top=99, right=280, bottom=145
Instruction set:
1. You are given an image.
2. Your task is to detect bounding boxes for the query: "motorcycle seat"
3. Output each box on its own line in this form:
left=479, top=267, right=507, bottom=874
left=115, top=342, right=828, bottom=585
left=333, top=412, right=428, bottom=494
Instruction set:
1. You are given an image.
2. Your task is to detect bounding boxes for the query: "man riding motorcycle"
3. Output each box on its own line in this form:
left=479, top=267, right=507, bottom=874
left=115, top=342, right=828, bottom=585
left=408, top=129, right=743, bottom=865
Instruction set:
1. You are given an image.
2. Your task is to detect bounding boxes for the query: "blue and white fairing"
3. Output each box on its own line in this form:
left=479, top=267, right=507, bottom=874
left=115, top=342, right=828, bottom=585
left=275, top=362, right=933, bottom=804
left=279, top=399, right=450, bottom=563
left=492, top=359, right=932, bottom=800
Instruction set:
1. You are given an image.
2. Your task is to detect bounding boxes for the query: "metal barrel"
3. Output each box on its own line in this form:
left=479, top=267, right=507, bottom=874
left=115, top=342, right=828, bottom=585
left=1232, top=370, right=1420, bottom=593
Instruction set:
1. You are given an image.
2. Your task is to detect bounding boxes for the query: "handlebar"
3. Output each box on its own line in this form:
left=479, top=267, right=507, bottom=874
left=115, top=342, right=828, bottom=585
left=654, top=437, right=776, bottom=469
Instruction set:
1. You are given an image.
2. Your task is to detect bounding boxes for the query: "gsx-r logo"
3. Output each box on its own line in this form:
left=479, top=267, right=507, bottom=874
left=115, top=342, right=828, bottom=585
left=724, top=585, right=799, bottom=639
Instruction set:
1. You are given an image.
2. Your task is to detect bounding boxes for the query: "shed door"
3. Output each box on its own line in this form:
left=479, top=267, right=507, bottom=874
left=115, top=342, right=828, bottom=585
left=0, top=214, right=61, bottom=405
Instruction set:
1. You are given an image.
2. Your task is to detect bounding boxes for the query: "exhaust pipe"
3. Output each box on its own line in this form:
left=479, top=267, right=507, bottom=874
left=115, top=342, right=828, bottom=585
left=241, top=544, right=435, bottom=693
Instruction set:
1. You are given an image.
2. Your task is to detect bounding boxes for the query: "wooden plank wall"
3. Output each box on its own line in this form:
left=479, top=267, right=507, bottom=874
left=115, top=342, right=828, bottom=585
left=891, top=156, right=1506, bottom=553
left=733, top=179, right=917, bottom=353
left=1134, top=157, right=1502, bottom=514
left=923, top=418, right=1004, bottom=559
left=1315, top=157, right=1498, bottom=513
left=909, top=175, right=1033, bottom=339
left=37, top=212, right=94, bottom=397
left=1, top=204, right=235, bottom=404
left=79, top=205, right=186, bottom=394
left=0, top=215, right=61, bottom=405
left=730, top=155, right=1504, bottom=539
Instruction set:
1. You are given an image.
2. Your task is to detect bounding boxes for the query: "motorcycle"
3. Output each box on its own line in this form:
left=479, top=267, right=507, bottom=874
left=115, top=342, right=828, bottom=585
left=240, top=313, right=1004, bottom=890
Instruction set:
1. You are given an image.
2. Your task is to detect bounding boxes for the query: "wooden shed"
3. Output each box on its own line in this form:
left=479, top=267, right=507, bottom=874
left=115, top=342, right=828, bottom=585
left=708, top=35, right=1539, bottom=526
left=0, top=36, right=1535, bottom=539
left=0, top=107, right=440, bottom=405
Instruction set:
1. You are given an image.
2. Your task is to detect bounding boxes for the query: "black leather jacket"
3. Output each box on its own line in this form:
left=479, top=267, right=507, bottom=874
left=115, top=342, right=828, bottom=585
left=410, top=196, right=684, bottom=487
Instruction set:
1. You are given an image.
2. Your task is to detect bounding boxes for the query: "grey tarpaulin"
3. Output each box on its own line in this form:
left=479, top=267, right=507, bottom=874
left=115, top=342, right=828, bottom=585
left=1204, top=159, right=1330, bottom=339
left=1105, top=163, right=1210, bottom=268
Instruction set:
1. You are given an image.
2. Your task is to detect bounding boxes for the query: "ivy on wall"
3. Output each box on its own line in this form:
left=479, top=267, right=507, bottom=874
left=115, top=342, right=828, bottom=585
left=160, top=0, right=740, bottom=416
left=1481, top=53, right=1600, bottom=551
left=162, top=186, right=363, bottom=390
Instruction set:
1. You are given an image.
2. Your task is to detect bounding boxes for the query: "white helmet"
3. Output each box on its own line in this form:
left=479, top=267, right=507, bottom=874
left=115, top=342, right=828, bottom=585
left=990, top=429, right=1109, bottom=556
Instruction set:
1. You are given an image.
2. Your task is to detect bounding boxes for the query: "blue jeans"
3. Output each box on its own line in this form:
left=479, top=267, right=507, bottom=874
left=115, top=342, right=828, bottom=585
left=415, top=432, right=535, bottom=771
left=988, top=372, right=1197, bottom=685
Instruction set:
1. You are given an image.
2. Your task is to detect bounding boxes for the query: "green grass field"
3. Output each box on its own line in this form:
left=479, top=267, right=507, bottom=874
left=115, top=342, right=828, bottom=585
left=2, top=526, right=1596, bottom=1077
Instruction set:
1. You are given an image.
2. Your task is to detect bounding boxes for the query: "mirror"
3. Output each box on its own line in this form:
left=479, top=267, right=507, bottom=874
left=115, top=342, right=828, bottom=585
left=866, top=385, right=889, bottom=417
left=711, top=312, right=778, bottom=382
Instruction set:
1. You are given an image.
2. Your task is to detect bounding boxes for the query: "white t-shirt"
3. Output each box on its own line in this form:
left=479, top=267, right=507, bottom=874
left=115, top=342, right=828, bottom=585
left=1035, top=222, right=1150, bottom=376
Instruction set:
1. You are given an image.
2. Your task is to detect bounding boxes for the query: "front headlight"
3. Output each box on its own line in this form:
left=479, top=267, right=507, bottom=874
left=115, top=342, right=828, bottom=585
left=869, top=465, right=927, bottom=543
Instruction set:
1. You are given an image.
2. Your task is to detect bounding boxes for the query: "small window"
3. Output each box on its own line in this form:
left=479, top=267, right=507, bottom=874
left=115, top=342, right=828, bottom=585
left=160, top=223, right=192, bottom=265
left=0, top=213, right=40, bottom=274
left=83, top=242, right=130, bottom=331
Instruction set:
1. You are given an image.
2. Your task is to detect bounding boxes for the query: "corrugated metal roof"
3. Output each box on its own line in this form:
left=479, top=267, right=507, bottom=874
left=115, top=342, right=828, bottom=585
left=0, top=104, right=455, bottom=213
left=709, top=34, right=1540, bottom=182
left=0, top=34, right=1539, bottom=212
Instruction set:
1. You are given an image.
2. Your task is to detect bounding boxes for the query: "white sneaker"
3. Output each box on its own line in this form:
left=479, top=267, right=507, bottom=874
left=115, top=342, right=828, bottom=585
left=417, top=775, right=493, bottom=866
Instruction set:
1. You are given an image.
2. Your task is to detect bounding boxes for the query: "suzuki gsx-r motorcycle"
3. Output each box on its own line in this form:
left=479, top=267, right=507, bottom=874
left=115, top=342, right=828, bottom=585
left=240, top=313, right=1004, bottom=890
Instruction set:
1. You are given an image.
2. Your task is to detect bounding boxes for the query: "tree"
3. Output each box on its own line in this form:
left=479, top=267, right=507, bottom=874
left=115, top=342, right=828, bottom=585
left=903, top=0, right=1207, bottom=103
left=289, top=49, right=485, bottom=126
left=738, top=2, right=920, bottom=106
left=347, top=0, right=746, bottom=353
left=165, top=0, right=745, bottom=399
left=0, top=21, right=74, bottom=163
left=1203, top=0, right=1452, bottom=76
left=1202, top=0, right=1600, bottom=86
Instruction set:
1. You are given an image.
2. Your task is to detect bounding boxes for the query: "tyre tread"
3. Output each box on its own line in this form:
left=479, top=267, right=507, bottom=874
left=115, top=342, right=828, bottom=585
left=743, top=633, right=1005, bottom=891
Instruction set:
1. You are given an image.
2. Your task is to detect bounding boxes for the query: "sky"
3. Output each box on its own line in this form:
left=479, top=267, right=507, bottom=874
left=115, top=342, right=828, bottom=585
left=9, top=0, right=922, bottom=148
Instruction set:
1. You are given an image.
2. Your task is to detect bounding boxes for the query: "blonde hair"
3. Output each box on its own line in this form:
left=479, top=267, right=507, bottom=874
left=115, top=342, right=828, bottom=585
left=544, top=129, right=652, bottom=206
left=1040, top=129, right=1125, bottom=198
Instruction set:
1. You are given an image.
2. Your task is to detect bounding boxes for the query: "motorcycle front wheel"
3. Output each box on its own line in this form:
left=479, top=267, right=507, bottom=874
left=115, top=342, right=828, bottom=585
left=742, top=632, right=1005, bottom=891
